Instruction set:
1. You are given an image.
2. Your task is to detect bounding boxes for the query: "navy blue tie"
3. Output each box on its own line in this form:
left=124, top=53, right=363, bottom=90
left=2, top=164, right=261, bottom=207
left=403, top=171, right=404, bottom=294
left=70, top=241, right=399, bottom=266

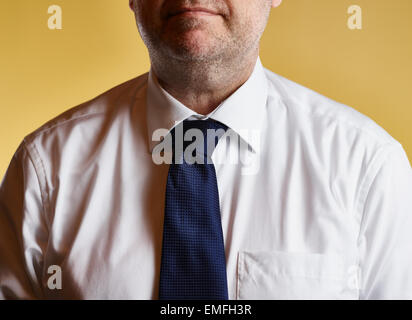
left=159, top=119, right=229, bottom=300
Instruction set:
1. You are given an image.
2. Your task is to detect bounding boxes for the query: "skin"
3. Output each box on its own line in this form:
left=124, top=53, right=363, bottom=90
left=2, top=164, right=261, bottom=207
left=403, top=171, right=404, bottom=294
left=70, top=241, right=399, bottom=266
left=130, top=0, right=282, bottom=115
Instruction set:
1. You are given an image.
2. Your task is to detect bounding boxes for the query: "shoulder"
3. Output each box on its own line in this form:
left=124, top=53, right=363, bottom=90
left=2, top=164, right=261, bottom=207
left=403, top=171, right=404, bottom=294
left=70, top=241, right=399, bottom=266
left=263, top=67, right=399, bottom=148
left=262, top=67, right=410, bottom=215
left=24, top=73, right=148, bottom=145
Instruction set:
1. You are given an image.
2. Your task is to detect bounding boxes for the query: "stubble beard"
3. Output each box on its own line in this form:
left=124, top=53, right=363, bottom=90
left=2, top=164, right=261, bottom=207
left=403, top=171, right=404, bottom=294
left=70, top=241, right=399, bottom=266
left=144, top=17, right=259, bottom=91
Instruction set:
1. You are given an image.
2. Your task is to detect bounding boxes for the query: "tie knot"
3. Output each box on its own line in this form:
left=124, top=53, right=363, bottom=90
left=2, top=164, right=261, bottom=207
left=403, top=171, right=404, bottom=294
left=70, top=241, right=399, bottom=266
left=170, top=119, right=228, bottom=164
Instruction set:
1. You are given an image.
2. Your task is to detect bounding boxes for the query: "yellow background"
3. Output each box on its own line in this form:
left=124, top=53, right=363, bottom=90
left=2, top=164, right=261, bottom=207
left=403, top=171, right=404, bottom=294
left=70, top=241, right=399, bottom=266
left=1, top=0, right=411, bottom=177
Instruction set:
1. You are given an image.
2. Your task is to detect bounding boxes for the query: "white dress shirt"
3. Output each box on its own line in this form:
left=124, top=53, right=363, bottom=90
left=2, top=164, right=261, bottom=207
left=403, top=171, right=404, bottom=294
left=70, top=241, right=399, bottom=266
left=1, top=58, right=412, bottom=300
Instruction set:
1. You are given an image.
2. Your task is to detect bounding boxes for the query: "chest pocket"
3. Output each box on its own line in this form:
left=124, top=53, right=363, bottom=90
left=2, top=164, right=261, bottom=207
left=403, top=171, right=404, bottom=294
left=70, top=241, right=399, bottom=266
left=237, top=250, right=356, bottom=299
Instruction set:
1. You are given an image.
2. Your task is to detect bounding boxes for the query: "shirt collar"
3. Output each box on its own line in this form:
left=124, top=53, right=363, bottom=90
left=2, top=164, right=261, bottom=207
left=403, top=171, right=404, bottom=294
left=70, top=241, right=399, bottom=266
left=146, top=57, right=269, bottom=153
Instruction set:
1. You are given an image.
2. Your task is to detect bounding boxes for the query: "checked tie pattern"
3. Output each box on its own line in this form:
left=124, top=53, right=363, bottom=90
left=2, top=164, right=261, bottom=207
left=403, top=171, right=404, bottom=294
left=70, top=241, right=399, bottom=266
left=159, top=119, right=229, bottom=300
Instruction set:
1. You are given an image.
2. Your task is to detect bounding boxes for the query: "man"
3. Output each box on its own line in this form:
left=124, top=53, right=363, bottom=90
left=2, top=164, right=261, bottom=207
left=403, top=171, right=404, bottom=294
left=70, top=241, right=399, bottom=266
left=0, top=0, right=411, bottom=300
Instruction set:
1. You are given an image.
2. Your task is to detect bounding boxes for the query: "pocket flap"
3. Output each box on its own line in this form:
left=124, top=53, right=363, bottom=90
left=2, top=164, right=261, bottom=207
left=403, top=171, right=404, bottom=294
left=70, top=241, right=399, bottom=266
left=237, top=251, right=353, bottom=299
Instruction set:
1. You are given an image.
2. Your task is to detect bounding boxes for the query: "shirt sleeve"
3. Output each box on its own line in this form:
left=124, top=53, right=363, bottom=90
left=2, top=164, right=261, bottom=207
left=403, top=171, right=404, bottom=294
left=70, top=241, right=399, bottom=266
left=358, top=142, right=412, bottom=299
left=0, top=140, right=48, bottom=299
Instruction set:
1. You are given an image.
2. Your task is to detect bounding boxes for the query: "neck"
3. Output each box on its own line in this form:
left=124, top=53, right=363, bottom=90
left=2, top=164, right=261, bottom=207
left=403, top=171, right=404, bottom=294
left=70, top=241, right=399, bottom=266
left=150, top=49, right=259, bottom=115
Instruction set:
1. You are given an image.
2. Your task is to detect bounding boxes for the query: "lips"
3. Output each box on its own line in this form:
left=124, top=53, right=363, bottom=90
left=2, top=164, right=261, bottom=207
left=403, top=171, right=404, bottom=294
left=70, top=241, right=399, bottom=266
left=167, top=7, right=220, bottom=19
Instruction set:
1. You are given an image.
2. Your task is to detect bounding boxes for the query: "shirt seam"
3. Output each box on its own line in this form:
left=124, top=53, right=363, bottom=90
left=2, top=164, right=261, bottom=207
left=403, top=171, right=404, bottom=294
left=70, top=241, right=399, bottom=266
left=26, top=75, right=148, bottom=142
left=354, top=143, right=404, bottom=298
left=22, top=139, right=51, bottom=232
left=354, top=142, right=401, bottom=228
left=268, top=71, right=396, bottom=146
left=25, top=111, right=107, bottom=143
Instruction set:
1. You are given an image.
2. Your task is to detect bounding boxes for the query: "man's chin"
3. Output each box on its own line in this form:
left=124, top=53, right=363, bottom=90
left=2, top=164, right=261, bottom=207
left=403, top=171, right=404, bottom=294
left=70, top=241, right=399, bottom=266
left=163, top=33, right=222, bottom=61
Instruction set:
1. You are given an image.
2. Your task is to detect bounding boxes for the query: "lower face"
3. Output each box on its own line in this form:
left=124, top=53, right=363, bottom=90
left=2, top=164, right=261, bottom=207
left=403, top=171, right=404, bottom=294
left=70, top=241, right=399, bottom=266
left=135, top=0, right=272, bottom=62
left=162, top=11, right=228, bottom=59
